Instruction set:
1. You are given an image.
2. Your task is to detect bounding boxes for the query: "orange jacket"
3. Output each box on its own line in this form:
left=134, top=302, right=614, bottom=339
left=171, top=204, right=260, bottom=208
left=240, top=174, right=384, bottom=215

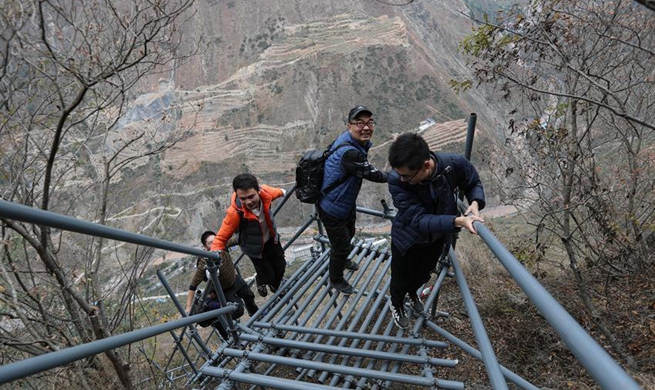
left=211, top=185, right=284, bottom=256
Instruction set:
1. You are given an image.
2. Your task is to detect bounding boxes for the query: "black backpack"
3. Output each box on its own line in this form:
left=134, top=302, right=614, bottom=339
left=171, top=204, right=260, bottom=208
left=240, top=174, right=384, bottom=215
left=295, top=141, right=354, bottom=204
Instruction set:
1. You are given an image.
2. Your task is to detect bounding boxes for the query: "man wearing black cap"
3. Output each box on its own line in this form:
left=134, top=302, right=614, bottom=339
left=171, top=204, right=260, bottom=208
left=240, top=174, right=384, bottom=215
left=317, top=105, right=388, bottom=294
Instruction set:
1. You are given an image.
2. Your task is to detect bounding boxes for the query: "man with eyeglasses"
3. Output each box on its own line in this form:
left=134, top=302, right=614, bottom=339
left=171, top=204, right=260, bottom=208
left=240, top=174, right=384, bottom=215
left=387, top=132, right=485, bottom=329
left=318, top=105, right=388, bottom=295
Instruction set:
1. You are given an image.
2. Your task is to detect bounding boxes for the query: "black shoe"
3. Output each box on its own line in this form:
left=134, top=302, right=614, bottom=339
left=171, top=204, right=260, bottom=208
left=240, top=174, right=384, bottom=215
left=408, top=294, right=424, bottom=314
left=330, top=279, right=355, bottom=295
left=256, top=281, right=268, bottom=297
left=345, top=260, right=359, bottom=271
left=245, top=300, right=259, bottom=317
left=389, top=301, right=409, bottom=329
left=270, top=278, right=287, bottom=293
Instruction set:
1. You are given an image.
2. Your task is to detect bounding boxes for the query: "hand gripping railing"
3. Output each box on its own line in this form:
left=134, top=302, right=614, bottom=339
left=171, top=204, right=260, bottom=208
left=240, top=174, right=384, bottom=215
left=458, top=200, right=641, bottom=390
left=455, top=113, right=640, bottom=390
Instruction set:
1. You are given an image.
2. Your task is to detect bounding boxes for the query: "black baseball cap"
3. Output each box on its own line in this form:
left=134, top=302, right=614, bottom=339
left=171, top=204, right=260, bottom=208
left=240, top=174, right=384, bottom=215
left=348, top=105, right=373, bottom=122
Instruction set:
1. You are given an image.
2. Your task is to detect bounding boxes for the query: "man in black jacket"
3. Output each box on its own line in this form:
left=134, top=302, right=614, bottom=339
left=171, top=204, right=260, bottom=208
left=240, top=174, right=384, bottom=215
left=387, top=133, right=486, bottom=329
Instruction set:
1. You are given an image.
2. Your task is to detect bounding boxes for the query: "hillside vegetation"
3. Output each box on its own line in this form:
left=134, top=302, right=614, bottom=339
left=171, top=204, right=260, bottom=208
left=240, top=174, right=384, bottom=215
left=1, top=0, right=653, bottom=389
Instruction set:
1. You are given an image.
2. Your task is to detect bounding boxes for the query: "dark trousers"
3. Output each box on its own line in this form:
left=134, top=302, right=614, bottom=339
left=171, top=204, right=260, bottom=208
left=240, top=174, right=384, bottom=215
left=204, top=299, right=229, bottom=340
left=318, top=206, right=356, bottom=283
left=390, top=239, right=444, bottom=307
left=225, top=275, right=259, bottom=316
left=250, top=237, right=286, bottom=290
left=204, top=276, right=258, bottom=334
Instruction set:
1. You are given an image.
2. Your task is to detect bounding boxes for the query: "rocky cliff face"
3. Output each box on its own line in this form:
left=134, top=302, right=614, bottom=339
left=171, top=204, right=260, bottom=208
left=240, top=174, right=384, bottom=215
left=110, top=0, right=507, bottom=241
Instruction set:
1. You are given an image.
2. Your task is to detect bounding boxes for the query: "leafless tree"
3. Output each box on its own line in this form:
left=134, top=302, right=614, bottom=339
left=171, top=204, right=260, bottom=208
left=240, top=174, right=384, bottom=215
left=0, top=0, right=198, bottom=388
left=454, top=0, right=655, bottom=369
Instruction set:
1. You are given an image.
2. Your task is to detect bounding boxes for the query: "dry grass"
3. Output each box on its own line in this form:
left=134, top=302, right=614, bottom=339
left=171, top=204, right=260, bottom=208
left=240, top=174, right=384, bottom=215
left=436, top=214, right=655, bottom=390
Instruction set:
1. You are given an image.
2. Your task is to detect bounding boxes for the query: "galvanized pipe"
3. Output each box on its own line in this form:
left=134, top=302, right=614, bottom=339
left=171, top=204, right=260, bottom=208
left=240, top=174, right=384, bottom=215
left=424, top=320, right=541, bottom=390
left=427, top=263, right=450, bottom=319
left=327, top=254, right=394, bottom=386
left=0, top=199, right=219, bottom=261
left=282, top=213, right=319, bottom=251
left=168, top=330, right=199, bottom=376
left=272, top=184, right=297, bottom=216
left=205, top=257, right=239, bottom=341
left=1, top=185, right=641, bottom=390
left=206, top=366, right=352, bottom=390
left=384, top=280, right=441, bottom=389
left=295, top=257, right=359, bottom=345
left=295, top=245, right=372, bottom=379
left=340, top=276, right=392, bottom=388
left=450, top=248, right=508, bottom=390
left=236, top=334, right=456, bottom=367
left=374, top=263, right=450, bottom=390
left=213, top=338, right=269, bottom=390
left=355, top=205, right=394, bottom=220
left=229, top=248, right=333, bottom=384
left=308, top=245, right=384, bottom=377
left=0, top=307, right=235, bottom=384
left=157, top=270, right=212, bottom=355
left=319, top=248, right=392, bottom=383
left=373, top=326, right=414, bottom=381
left=360, top=318, right=406, bottom=390
left=250, top=323, right=447, bottom=349
left=213, top=350, right=464, bottom=389
left=473, top=220, right=642, bottom=390
left=276, top=254, right=335, bottom=346
left=303, top=245, right=383, bottom=377
left=402, top=302, right=441, bottom=387
left=251, top=246, right=329, bottom=325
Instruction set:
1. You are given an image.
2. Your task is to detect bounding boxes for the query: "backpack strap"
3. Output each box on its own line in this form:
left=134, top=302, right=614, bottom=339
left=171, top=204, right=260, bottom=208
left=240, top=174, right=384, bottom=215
left=434, top=154, right=460, bottom=249
left=430, top=153, right=459, bottom=215
left=321, top=141, right=357, bottom=196
left=234, top=197, right=248, bottom=236
left=435, top=153, right=457, bottom=193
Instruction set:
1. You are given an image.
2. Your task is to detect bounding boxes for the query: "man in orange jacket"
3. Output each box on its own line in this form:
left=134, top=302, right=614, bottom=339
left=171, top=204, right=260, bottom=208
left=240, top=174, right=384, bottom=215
left=211, top=173, right=287, bottom=297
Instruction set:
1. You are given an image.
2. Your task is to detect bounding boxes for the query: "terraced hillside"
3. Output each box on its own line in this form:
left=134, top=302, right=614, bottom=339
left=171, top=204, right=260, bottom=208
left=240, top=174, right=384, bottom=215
left=152, top=14, right=410, bottom=179
left=164, top=122, right=310, bottom=178
left=420, top=119, right=472, bottom=150
left=92, top=0, right=509, bottom=247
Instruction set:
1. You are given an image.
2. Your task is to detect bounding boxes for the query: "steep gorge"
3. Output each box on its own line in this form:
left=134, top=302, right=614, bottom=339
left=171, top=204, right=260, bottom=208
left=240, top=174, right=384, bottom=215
left=99, top=0, right=509, bottom=242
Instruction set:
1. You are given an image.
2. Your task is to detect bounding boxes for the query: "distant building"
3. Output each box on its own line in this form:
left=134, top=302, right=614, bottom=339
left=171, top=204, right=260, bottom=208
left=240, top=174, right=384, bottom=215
left=418, top=117, right=436, bottom=132
left=291, top=244, right=314, bottom=261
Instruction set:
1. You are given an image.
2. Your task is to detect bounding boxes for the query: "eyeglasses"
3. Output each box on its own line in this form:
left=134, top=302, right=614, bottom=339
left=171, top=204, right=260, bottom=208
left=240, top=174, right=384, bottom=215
left=349, top=120, right=375, bottom=129
left=397, top=168, right=421, bottom=182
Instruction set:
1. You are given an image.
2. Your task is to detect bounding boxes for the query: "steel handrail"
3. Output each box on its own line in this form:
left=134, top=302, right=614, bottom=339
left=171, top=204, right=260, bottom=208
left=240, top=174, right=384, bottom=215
left=463, top=201, right=641, bottom=390
left=0, top=307, right=235, bottom=384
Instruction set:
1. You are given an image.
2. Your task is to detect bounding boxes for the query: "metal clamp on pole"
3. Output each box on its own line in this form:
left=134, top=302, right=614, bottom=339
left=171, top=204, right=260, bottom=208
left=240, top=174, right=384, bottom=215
left=205, top=257, right=239, bottom=343
left=380, top=199, right=396, bottom=219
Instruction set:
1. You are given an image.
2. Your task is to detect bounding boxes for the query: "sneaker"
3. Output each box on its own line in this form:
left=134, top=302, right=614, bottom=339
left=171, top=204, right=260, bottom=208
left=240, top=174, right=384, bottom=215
left=389, top=301, right=409, bottom=329
left=408, top=294, right=424, bottom=314
left=345, top=260, right=359, bottom=271
left=330, top=279, right=355, bottom=295
left=256, top=281, right=268, bottom=297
